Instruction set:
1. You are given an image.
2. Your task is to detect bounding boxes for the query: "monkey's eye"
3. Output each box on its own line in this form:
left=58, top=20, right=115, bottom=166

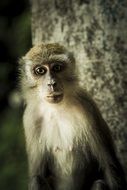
left=34, top=66, right=47, bottom=76
left=52, top=64, right=63, bottom=72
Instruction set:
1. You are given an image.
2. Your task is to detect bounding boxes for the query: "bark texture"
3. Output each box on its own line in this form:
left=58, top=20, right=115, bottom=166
left=30, top=0, right=127, bottom=174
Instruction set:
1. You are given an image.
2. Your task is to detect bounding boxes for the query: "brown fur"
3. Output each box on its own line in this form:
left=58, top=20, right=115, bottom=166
left=19, top=43, right=127, bottom=190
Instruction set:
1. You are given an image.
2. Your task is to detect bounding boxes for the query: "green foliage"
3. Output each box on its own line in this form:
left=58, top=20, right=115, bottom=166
left=0, top=0, right=31, bottom=188
left=10, top=11, right=31, bottom=57
left=0, top=108, right=28, bottom=190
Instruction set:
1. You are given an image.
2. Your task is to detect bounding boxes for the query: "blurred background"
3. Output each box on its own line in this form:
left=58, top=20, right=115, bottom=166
left=0, top=0, right=31, bottom=189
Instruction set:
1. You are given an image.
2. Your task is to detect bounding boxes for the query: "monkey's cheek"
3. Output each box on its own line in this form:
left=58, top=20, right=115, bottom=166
left=45, top=94, right=64, bottom=104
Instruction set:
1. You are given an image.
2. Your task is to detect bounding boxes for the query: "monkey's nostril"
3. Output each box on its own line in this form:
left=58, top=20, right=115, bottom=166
left=48, top=80, right=57, bottom=87
left=53, top=82, right=57, bottom=87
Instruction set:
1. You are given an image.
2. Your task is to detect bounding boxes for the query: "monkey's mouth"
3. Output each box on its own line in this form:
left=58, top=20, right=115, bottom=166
left=46, top=93, right=63, bottom=103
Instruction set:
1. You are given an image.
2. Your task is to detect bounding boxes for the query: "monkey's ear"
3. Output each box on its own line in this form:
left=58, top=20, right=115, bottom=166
left=18, top=57, right=26, bottom=65
left=69, top=52, right=76, bottom=63
left=18, top=57, right=26, bottom=75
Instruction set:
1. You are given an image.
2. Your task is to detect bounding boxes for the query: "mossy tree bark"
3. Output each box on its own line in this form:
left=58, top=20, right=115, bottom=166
left=30, top=0, right=127, bottom=174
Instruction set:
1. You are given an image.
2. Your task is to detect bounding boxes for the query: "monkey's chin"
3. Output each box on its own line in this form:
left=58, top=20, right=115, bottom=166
left=45, top=94, right=63, bottom=104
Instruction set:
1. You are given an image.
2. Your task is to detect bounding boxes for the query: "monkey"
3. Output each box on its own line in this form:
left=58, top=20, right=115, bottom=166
left=19, top=43, right=127, bottom=190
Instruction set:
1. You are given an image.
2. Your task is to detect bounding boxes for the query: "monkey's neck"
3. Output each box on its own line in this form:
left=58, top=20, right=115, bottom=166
left=37, top=97, right=89, bottom=152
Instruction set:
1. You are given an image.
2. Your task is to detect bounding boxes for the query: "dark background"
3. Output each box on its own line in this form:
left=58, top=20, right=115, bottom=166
left=0, top=0, right=31, bottom=189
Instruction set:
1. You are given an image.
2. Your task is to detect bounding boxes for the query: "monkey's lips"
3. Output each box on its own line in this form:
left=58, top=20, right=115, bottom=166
left=45, top=93, right=63, bottom=103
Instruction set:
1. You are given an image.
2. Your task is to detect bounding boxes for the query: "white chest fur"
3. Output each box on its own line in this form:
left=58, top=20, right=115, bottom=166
left=24, top=100, right=92, bottom=175
left=38, top=102, right=89, bottom=175
left=38, top=102, right=87, bottom=151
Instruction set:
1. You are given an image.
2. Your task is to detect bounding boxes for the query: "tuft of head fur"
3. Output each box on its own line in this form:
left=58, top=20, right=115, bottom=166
left=23, top=43, right=75, bottom=64
left=19, top=43, right=78, bottom=104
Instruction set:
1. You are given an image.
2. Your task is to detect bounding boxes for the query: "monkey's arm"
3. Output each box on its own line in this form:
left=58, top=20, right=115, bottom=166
left=92, top=102, right=126, bottom=190
left=27, top=149, right=53, bottom=190
left=78, top=90, right=127, bottom=190
left=27, top=152, right=42, bottom=190
left=28, top=176, right=53, bottom=190
left=91, top=180, right=109, bottom=190
left=24, top=131, right=53, bottom=190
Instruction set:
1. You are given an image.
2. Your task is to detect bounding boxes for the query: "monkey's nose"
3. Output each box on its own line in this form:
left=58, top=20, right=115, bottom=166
left=47, top=80, right=57, bottom=88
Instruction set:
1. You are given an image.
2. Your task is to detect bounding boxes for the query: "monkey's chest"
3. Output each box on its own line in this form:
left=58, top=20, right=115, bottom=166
left=39, top=115, right=89, bottom=172
left=39, top=109, right=80, bottom=151
left=38, top=106, right=94, bottom=174
left=38, top=113, right=98, bottom=190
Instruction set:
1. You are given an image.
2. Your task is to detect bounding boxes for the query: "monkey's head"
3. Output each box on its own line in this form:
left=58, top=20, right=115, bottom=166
left=19, top=43, right=78, bottom=104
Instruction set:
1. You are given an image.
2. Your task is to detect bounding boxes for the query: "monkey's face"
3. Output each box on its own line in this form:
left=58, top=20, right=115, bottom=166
left=20, top=43, right=77, bottom=104
left=32, top=62, right=65, bottom=104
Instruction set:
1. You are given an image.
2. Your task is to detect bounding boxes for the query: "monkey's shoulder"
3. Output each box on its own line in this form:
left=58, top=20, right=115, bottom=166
left=77, top=89, right=99, bottom=116
left=77, top=89, right=112, bottom=135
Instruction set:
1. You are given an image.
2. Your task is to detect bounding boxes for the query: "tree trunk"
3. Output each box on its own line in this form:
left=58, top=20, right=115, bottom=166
left=30, top=0, right=127, bottom=174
